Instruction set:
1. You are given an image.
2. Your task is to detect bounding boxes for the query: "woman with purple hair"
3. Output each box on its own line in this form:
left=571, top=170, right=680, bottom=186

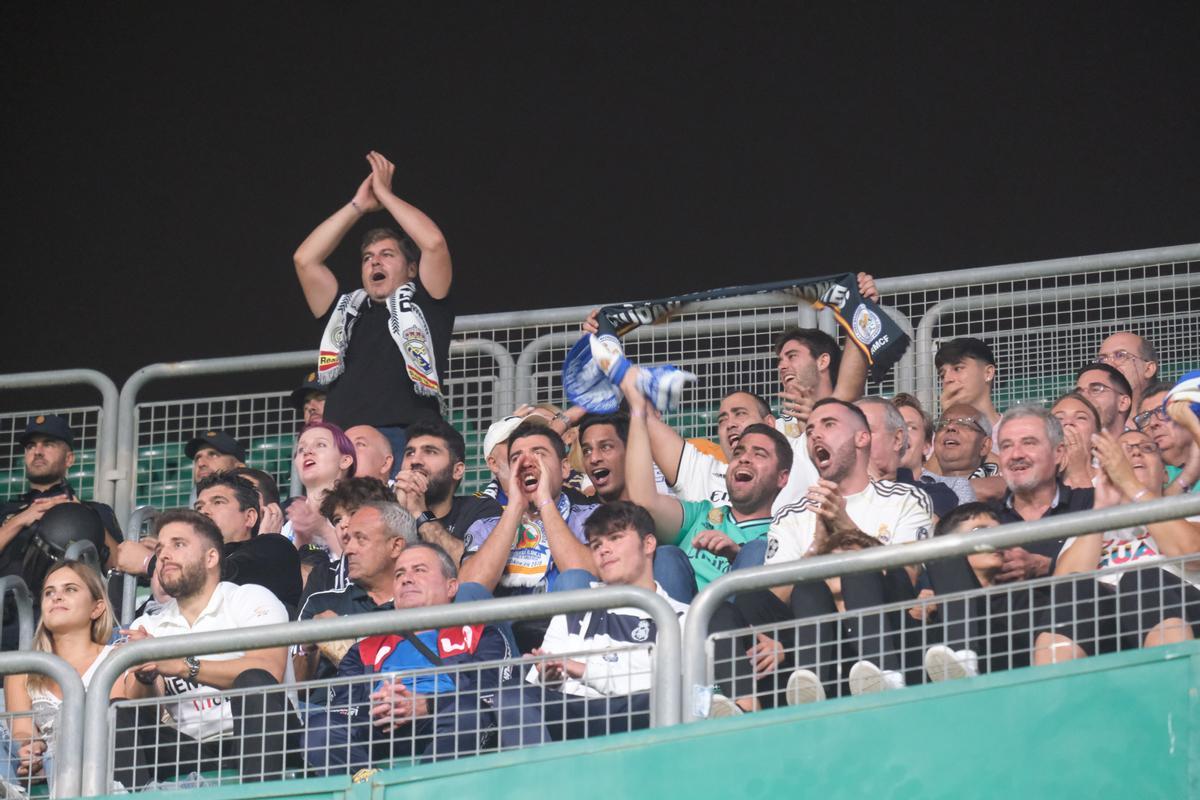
left=282, top=421, right=357, bottom=553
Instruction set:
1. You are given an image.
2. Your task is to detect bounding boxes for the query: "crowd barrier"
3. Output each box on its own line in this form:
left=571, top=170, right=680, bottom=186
left=0, top=494, right=1193, bottom=795
left=0, top=244, right=1196, bottom=525
left=0, top=651, right=86, bottom=798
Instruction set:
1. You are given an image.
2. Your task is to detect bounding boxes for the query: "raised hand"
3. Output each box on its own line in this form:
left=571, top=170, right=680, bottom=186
left=778, top=381, right=814, bottom=425
left=366, top=151, right=396, bottom=201
left=350, top=174, right=382, bottom=214
left=1091, top=432, right=1140, bottom=497
left=857, top=272, right=880, bottom=302
left=805, top=480, right=856, bottom=537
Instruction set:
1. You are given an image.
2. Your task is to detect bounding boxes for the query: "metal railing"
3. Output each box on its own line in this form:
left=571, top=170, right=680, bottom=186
left=0, top=576, right=34, bottom=651
left=80, top=585, right=681, bottom=796
left=0, top=369, right=120, bottom=507
left=681, top=492, right=1200, bottom=721
left=105, top=643, right=655, bottom=789
left=0, top=651, right=86, bottom=798
left=119, top=506, right=159, bottom=626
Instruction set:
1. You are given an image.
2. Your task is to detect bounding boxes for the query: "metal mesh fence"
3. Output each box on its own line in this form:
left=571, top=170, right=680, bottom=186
left=133, top=393, right=300, bottom=509
left=105, top=644, right=653, bottom=791
left=0, top=408, right=102, bottom=503
left=0, top=708, right=55, bottom=798
left=702, top=551, right=1200, bottom=714
left=123, top=252, right=1200, bottom=514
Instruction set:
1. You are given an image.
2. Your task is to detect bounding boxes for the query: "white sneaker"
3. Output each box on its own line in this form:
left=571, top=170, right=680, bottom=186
left=785, top=669, right=826, bottom=705
left=707, top=693, right=744, bottom=718
left=848, top=660, right=906, bottom=695
left=924, top=645, right=979, bottom=682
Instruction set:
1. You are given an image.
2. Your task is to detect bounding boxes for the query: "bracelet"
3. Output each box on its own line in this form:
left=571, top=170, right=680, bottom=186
left=1132, top=489, right=1150, bottom=502
left=537, top=497, right=554, bottom=510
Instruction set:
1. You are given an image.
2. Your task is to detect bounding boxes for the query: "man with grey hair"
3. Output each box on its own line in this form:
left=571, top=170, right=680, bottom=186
left=990, top=403, right=1094, bottom=583
left=927, top=402, right=1008, bottom=504
left=855, top=397, right=958, bottom=517
left=295, top=501, right=418, bottom=684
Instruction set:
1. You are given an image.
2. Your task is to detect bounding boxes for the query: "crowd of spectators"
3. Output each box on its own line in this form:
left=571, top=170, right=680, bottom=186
left=1, top=152, right=1197, bottom=791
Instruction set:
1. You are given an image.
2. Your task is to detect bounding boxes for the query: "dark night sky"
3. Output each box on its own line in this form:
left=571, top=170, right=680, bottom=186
left=3, top=2, right=1198, bottom=391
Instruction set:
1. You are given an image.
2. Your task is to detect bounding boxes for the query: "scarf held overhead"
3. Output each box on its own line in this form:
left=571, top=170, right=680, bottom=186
left=563, top=273, right=908, bottom=413
left=317, top=283, right=442, bottom=398
left=596, top=273, right=907, bottom=379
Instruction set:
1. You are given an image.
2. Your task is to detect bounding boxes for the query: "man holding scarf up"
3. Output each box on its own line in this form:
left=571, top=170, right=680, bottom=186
left=293, top=151, right=453, bottom=464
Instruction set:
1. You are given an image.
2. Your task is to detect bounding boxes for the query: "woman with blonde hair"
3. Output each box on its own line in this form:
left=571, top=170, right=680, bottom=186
left=4, top=560, right=128, bottom=793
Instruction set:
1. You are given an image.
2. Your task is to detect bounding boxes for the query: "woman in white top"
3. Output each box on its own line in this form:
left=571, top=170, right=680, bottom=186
left=282, top=422, right=357, bottom=553
left=4, top=560, right=127, bottom=793
left=1033, top=429, right=1200, bottom=665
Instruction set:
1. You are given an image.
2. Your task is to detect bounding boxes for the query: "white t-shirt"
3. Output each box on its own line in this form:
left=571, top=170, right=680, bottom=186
left=766, top=479, right=934, bottom=565
left=1060, top=524, right=1200, bottom=589
left=670, top=425, right=820, bottom=515
left=130, top=582, right=292, bottom=741
left=527, top=582, right=688, bottom=698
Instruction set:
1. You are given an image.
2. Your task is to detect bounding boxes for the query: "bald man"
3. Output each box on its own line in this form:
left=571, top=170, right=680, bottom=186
left=1097, top=332, right=1159, bottom=411
left=347, top=425, right=394, bottom=482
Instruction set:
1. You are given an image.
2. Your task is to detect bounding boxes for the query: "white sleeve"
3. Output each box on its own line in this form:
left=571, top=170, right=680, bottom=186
left=889, top=491, right=934, bottom=545
left=526, top=612, right=574, bottom=685
left=232, top=584, right=290, bottom=628
left=765, top=509, right=814, bottom=566
left=671, top=443, right=724, bottom=503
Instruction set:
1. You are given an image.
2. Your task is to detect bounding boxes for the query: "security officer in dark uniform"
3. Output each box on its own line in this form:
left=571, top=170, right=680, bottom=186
left=0, top=415, right=124, bottom=647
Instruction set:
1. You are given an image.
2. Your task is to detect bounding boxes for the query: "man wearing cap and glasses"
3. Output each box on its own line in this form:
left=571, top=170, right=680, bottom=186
left=0, top=416, right=124, bottom=643
left=186, top=430, right=247, bottom=484
left=1096, top=332, right=1159, bottom=412
left=1074, top=363, right=1133, bottom=438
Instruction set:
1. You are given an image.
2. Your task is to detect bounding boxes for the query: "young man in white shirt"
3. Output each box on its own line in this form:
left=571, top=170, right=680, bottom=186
left=498, top=501, right=688, bottom=745
left=124, top=509, right=292, bottom=784
left=709, top=398, right=932, bottom=715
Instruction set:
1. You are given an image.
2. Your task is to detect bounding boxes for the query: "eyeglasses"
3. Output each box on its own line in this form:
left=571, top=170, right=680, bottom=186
left=1077, top=382, right=1125, bottom=399
left=936, top=417, right=985, bottom=435
left=1121, top=441, right=1160, bottom=456
left=1133, top=408, right=1170, bottom=430
left=1096, top=350, right=1146, bottom=366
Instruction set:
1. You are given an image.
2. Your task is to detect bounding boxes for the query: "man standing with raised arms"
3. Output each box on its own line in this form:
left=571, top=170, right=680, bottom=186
left=293, top=151, right=453, bottom=460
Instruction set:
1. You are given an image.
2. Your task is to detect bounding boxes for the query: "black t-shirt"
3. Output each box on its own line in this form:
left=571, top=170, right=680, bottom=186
left=0, top=483, right=123, bottom=579
left=440, top=494, right=503, bottom=539
left=222, top=533, right=303, bottom=619
left=298, top=582, right=395, bottom=691
left=992, top=483, right=1095, bottom=566
left=320, top=279, right=454, bottom=429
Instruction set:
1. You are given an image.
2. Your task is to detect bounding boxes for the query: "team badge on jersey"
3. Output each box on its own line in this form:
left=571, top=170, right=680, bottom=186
left=631, top=619, right=651, bottom=642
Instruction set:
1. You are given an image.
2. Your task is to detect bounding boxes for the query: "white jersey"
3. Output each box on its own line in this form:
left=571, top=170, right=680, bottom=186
left=766, top=479, right=933, bottom=565
left=130, top=582, right=293, bottom=741
left=528, top=582, right=688, bottom=698
left=670, top=426, right=820, bottom=515
left=1061, top=523, right=1200, bottom=590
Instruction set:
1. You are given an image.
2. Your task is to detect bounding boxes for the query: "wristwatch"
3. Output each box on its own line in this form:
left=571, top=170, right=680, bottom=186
left=416, top=511, right=437, bottom=528
left=185, top=655, right=201, bottom=682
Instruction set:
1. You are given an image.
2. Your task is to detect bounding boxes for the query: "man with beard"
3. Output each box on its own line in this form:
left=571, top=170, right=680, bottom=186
left=625, top=373, right=792, bottom=597
left=1074, top=363, right=1134, bottom=439
left=346, top=424, right=395, bottom=482
left=290, top=371, right=327, bottom=426
left=392, top=419, right=501, bottom=564
left=123, top=509, right=291, bottom=784
left=0, top=415, right=123, bottom=583
left=706, top=399, right=933, bottom=714
left=578, top=413, right=631, bottom=503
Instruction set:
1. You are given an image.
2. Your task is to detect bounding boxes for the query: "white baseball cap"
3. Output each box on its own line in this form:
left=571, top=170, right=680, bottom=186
left=482, top=415, right=524, bottom=459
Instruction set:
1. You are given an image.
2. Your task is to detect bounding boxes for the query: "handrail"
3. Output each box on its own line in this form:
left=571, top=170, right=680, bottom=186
left=0, top=651, right=86, bottom=798
left=0, top=368, right=120, bottom=508
left=119, top=505, right=159, bottom=626
left=680, top=492, right=1200, bottom=721
left=80, top=585, right=681, bottom=796
left=0, top=575, right=35, bottom=651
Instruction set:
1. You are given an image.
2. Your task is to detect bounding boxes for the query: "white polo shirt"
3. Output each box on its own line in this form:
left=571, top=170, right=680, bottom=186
left=130, top=582, right=292, bottom=741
